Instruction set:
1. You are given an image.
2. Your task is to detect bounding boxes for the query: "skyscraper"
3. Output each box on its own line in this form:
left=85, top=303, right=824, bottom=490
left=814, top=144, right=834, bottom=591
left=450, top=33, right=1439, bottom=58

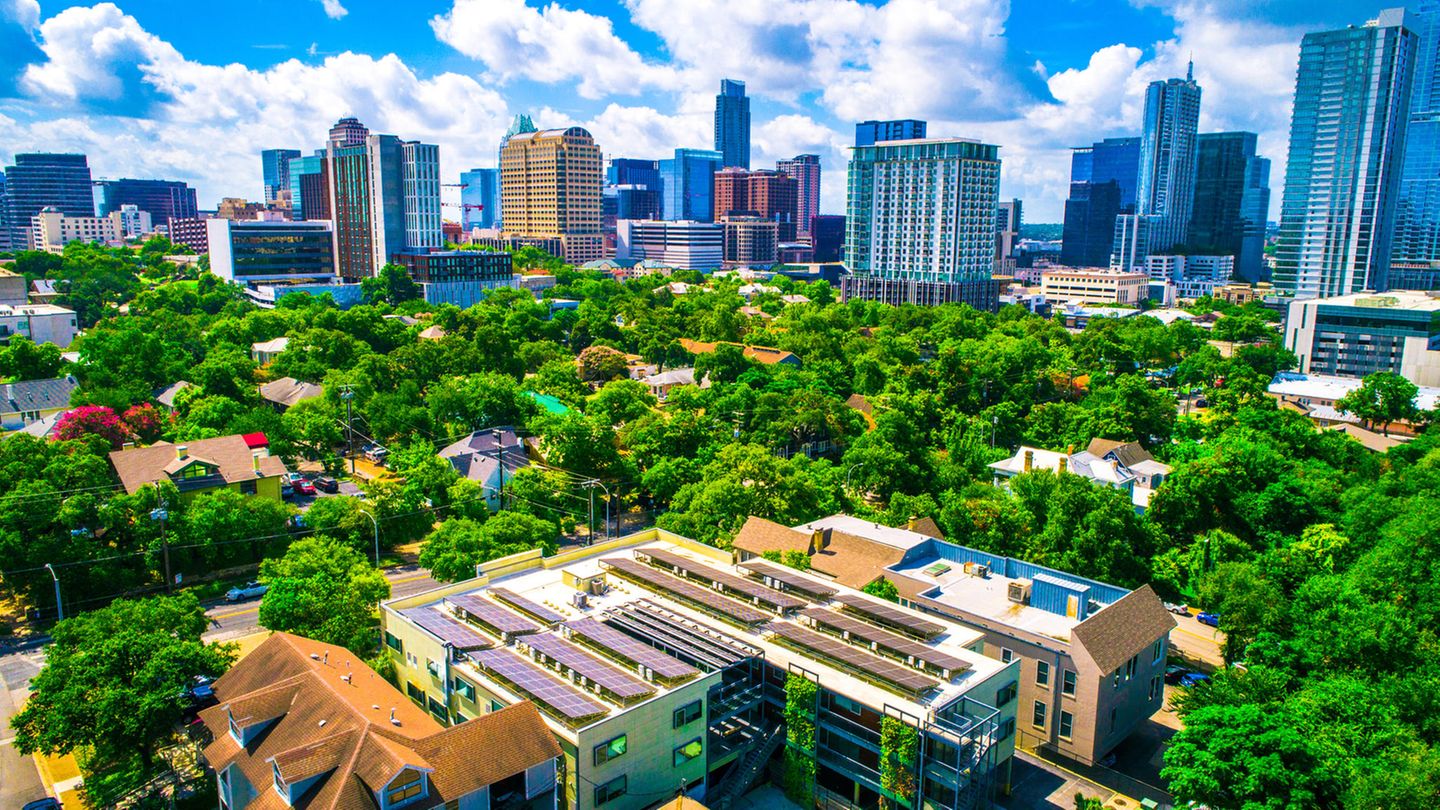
left=607, top=158, right=662, bottom=190
left=714, top=79, right=751, bottom=169
left=2, top=153, right=94, bottom=249
left=328, top=117, right=370, bottom=148
left=94, top=179, right=199, bottom=224
left=843, top=138, right=1002, bottom=309
left=1189, top=132, right=1271, bottom=282
left=854, top=120, right=927, bottom=147
left=288, top=153, right=329, bottom=221
left=326, top=120, right=442, bottom=279
left=459, top=168, right=499, bottom=230
left=1275, top=8, right=1417, bottom=298
left=776, top=154, right=821, bottom=242
left=1061, top=137, right=1140, bottom=267
left=1136, top=65, right=1202, bottom=252
left=714, top=168, right=799, bottom=241
left=659, top=149, right=723, bottom=222
left=496, top=114, right=537, bottom=229
left=1392, top=2, right=1440, bottom=268
left=996, top=199, right=1022, bottom=273
left=261, top=149, right=302, bottom=207
left=499, top=127, right=603, bottom=263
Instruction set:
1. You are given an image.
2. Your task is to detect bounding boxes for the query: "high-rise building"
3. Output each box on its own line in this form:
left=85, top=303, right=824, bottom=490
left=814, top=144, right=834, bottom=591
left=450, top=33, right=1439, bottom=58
left=843, top=138, right=1002, bottom=309
left=854, top=119, right=927, bottom=147
left=3, top=154, right=94, bottom=249
left=401, top=141, right=442, bottom=254
left=495, top=115, right=537, bottom=230
left=459, top=168, right=500, bottom=231
left=714, top=79, right=751, bottom=169
left=659, top=149, right=723, bottom=222
left=93, top=178, right=199, bottom=225
left=287, top=154, right=329, bottom=221
left=1061, top=138, right=1141, bottom=268
left=1392, top=2, right=1440, bottom=268
left=810, top=214, right=846, bottom=262
left=1189, top=132, right=1271, bottom=282
left=499, top=127, right=604, bottom=264
left=1136, top=66, right=1202, bottom=253
left=607, top=158, right=662, bottom=190
left=721, top=216, right=779, bottom=267
left=261, top=149, right=301, bottom=206
left=776, top=154, right=821, bottom=242
left=1275, top=8, right=1417, bottom=298
left=328, top=117, right=369, bottom=148
left=326, top=120, right=442, bottom=279
left=996, top=199, right=1022, bottom=273
left=1072, top=137, right=1142, bottom=209
left=1111, top=213, right=1151, bottom=272
left=713, top=168, right=799, bottom=241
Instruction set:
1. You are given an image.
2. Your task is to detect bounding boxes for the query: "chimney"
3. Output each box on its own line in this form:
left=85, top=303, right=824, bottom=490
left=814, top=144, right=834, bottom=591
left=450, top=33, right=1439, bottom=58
left=906, top=516, right=919, bottom=532
left=1059, top=456, right=1068, bottom=474
left=1023, top=450, right=1033, bottom=472
left=176, top=445, right=188, bottom=460
left=389, top=708, right=401, bottom=726
left=252, top=452, right=262, bottom=472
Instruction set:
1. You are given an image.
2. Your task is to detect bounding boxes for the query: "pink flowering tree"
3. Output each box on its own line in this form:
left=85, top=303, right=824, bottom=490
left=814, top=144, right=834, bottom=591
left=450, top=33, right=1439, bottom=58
left=121, top=403, right=167, bottom=444
left=54, top=406, right=130, bottom=449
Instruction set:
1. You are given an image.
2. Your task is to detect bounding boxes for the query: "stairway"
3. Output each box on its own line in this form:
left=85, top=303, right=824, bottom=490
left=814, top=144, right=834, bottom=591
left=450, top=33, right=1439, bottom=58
left=710, top=723, right=787, bottom=809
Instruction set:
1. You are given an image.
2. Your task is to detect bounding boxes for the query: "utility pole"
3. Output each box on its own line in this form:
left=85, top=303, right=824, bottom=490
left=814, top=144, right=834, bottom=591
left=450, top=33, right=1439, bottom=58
left=341, top=384, right=356, bottom=475
left=151, top=486, right=172, bottom=593
left=44, top=563, right=62, bottom=622
left=587, top=486, right=595, bottom=546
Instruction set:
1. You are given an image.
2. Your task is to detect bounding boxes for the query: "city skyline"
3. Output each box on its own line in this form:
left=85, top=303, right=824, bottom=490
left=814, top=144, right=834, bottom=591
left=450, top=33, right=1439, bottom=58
left=0, top=0, right=1403, bottom=222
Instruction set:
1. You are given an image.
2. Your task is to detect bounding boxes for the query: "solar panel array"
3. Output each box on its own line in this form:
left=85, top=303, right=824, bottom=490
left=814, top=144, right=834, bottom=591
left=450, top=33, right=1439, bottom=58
left=522, top=633, right=655, bottom=701
left=563, top=617, right=699, bottom=681
left=638, top=548, right=807, bottom=611
left=799, top=608, right=971, bottom=674
left=766, top=622, right=938, bottom=696
left=447, top=594, right=541, bottom=636
left=467, top=648, right=609, bottom=724
left=601, top=557, right=772, bottom=625
left=833, top=593, right=945, bottom=639
left=735, top=559, right=838, bottom=599
left=490, top=587, right=566, bottom=624
left=400, top=607, right=492, bottom=650
left=605, top=600, right=759, bottom=669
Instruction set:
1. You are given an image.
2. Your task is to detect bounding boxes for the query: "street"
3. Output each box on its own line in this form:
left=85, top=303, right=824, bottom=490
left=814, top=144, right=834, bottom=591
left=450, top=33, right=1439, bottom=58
left=204, top=563, right=441, bottom=642
left=1167, top=610, right=1226, bottom=670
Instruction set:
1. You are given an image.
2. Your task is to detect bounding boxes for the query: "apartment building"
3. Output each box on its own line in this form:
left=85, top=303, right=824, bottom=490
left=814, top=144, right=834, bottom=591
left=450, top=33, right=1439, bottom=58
left=732, top=515, right=1176, bottom=767
left=1039, top=268, right=1150, bottom=306
left=382, top=529, right=1018, bottom=810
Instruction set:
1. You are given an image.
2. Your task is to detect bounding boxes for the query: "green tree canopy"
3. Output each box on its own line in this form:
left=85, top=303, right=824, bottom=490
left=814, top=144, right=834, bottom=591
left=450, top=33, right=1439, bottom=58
left=257, top=535, right=390, bottom=655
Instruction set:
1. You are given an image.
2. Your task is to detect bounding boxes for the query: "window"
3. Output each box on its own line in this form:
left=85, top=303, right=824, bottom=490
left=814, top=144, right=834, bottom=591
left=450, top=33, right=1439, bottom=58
left=426, top=659, right=440, bottom=679
left=1124, top=654, right=1139, bottom=681
left=452, top=677, right=476, bottom=702
left=384, top=632, right=403, bottom=653
left=594, top=775, right=627, bottom=806
left=593, top=734, right=628, bottom=766
left=1059, top=711, right=1074, bottom=740
left=406, top=682, right=424, bottom=704
left=1036, top=661, right=1050, bottom=686
left=386, top=770, right=425, bottom=806
left=997, top=717, right=1015, bottom=741
left=673, top=700, right=702, bottom=728
left=1062, top=670, right=1076, bottom=697
left=673, top=738, right=703, bottom=766
left=1032, top=700, right=1047, bottom=728
left=1151, top=638, right=1165, bottom=664
left=831, top=694, right=863, bottom=715
left=1110, top=707, right=1117, bottom=731
left=427, top=696, right=447, bottom=720
left=240, top=480, right=257, bottom=495
left=490, top=700, right=504, bottom=712
left=1148, top=675, right=1161, bottom=702
left=1000, top=647, right=1014, bottom=663
left=228, top=711, right=242, bottom=744
left=996, top=681, right=1017, bottom=707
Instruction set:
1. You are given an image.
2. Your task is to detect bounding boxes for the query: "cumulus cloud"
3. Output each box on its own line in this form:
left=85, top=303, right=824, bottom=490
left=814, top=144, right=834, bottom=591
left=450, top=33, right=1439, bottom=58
left=19, top=2, right=181, bottom=112
left=319, top=0, right=347, bottom=20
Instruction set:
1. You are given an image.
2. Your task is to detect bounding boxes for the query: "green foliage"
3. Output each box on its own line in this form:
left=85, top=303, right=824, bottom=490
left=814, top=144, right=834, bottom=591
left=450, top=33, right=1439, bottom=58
left=879, top=717, right=920, bottom=806
left=0, top=336, right=65, bottom=380
left=1335, top=371, right=1421, bottom=434
left=781, top=675, right=818, bottom=805
left=419, top=513, right=558, bottom=582
left=257, top=535, right=390, bottom=655
left=864, top=577, right=901, bottom=602
left=359, top=263, right=421, bottom=306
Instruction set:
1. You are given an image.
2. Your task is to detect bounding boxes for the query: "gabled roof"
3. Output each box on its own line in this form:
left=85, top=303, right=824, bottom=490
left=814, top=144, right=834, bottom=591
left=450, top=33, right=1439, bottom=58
left=0, top=375, right=78, bottom=415
left=252, top=336, right=290, bottom=355
left=906, top=516, right=945, bottom=541
left=1085, top=438, right=1155, bottom=468
left=108, top=434, right=289, bottom=494
left=259, top=377, right=324, bottom=409
left=154, top=380, right=192, bottom=408
left=808, top=530, right=906, bottom=590
left=678, top=338, right=799, bottom=366
left=1070, top=585, right=1177, bottom=673
left=732, top=516, right=811, bottom=557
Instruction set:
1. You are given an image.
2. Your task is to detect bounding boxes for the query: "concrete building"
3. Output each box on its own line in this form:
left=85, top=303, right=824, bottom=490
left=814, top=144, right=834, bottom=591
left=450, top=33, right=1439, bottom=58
left=615, top=221, right=723, bottom=271
left=1144, top=254, right=1233, bottom=299
left=0, top=375, right=79, bottom=433
left=714, top=79, right=750, bottom=169
left=110, top=205, right=153, bottom=239
left=1190, top=133, right=1270, bottom=282
left=1136, top=65, right=1202, bottom=253
left=30, top=207, right=120, bottom=252
left=328, top=116, right=370, bottom=148
left=854, top=119, right=927, bottom=146
left=93, top=178, right=198, bottom=225
left=391, top=249, right=518, bottom=308
left=1284, top=290, right=1440, bottom=385
left=713, top=168, right=799, bottom=241
left=167, top=217, right=210, bottom=253
left=1268, top=370, right=1440, bottom=432
left=260, top=148, right=301, bottom=207
left=843, top=138, right=1002, bottom=310
left=776, top=154, right=821, bottom=242
left=0, top=304, right=78, bottom=348
left=207, top=219, right=335, bottom=283
left=1274, top=8, right=1418, bottom=298
left=382, top=527, right=1016, bottom=810
left=2, top=153, right=93, bottom=249
left=327, top=120, right=443, bottom=279
left=0, top=269, right=25, bottom=306
left=1110, top=213, right=1151, bottom=272
left=996, top=199, right=1022, bottom=274
left=1039, top=268, right=1149, bottom=306
left=500, top=127, right=604, bottom=264
left=720, top=217, right=778, bottom=268
left=659, top=149, right=724, bottom=223
left=733, top=515, right=1176, bottom=767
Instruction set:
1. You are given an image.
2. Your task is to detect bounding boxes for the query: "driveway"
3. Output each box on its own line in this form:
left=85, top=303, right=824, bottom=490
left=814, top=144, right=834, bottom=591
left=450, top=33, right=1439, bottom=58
left=1000, top=751, right=1114, bottom=810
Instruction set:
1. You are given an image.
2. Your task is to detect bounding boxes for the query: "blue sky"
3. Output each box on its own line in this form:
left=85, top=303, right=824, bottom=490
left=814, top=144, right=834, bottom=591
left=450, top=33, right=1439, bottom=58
left=0, top=0, right=1399, bottom=221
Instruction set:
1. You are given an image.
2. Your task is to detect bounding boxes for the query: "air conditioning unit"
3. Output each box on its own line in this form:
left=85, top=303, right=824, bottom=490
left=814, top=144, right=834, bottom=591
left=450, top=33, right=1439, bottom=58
left=572, top=592, right=589, bottom=609
left=974, top=564, right=990, bottom=579
left=1007, top=580, right=1032, bottom=604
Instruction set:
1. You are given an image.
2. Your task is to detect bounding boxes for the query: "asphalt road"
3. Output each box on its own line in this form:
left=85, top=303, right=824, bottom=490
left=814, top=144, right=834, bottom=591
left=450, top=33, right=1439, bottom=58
left=204, top=564, right=442, bottom=642
left=1168, top=611, right=1226, bottom=669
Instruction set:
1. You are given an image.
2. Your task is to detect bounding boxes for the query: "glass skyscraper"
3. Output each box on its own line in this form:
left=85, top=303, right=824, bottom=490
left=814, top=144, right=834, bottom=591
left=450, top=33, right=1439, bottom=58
left=287, top=153, right=328, bottom=221
left=94, top=178, right=199, bottom=224
left=327, top=121, right=441, bottom=279
left=1392, top=2, right=1440, bottom=268
left=1275, top=8, right=1417, bottom=298
left=459, top=168, right=499, bottom=230
left=1190, top=132, right=1271, bottom=282
left=659, top=149, right=722, bottom=222
left=2, top=153, right=93, bottom=249
left=854, top=120, right=927, bottom=147
left=1061, top=137, right=1139, bottom=267
left=1136, top=66, right=1202, bottom=253
left=714, top=79, right=750, bottom=169
left=261, top=149, right=301, bottom=206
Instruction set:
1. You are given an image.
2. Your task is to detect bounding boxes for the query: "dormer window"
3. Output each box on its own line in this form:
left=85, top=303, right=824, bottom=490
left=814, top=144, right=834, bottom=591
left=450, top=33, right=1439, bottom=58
left=385, top=769, right=426, bottom=807
left=228, top=710, right=242, bottom=745
left=273, top=763, right=287, bottom=801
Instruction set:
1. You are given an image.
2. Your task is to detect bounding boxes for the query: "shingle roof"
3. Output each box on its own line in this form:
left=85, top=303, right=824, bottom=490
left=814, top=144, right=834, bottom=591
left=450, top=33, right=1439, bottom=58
left=907, top=516, right=945, bottom=541
left=732, top=516, right=811, bottom=556
left=0, top=375, right=78, bottom=415
left=154, top=380, right=192, bottom=408
left=259, top=377, right=324, bottom=409
left=678, top=338, right=799, bottom=366
left=1086, top=438, right=1155, bottom=468
left=108, top=434, right=289, bottom=494
left=808, top=530, right=906, bottom=590
left=1070, top=584, right=1176, bottom=673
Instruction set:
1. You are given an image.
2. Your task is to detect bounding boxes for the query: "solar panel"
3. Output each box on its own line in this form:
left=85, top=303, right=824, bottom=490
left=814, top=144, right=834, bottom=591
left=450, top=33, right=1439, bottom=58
left=399, top=607, right=492, bottom=650
left=636, top=548, right=807, bottom=611
left=562, top=618, right=698, bottom=681
left=490, top=588, right=566, bottom=624
left=799, top=608, right=971, bottom=675
left=735, top=559, right=838, bottom=599
left=522, top=633, right=655, bottom=701
left=833, top=593, right=945, bottom=639
left=608, top=600, right=759, bottom=668
left=446, top=594, right=541, bottom=636
left=600, top=557, right=772, bottom=625
left=766, top=622, right=938, bottom=696
left=466, top=648, right=609, bottom=724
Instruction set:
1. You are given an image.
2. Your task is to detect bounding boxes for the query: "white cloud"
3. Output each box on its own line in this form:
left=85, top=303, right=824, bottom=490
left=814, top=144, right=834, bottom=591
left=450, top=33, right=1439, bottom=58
left=552, top=102, right=710, bottom=160
left=19, top=3, right=181, bottom=107
left=319, top=0, right=347, bottom=20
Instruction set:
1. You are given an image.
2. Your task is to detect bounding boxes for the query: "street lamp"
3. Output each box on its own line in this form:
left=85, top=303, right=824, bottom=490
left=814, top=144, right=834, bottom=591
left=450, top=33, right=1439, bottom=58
left=44, top=563, right=62, bottom=622
left=844, top=462, right=867, bottom=492
left=359, top=508, right=380, bottom=567
left=583, top=480, right=613, bottom=540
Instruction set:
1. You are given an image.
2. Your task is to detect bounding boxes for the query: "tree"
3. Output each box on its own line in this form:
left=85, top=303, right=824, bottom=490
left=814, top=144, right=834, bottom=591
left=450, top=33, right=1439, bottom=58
left=177, top=488, right=293, bottom=567
left=587, top=379, right=657, bottom=425
left=360, top=262, right=421, bottom=305
left=0, top=336, right=64, bottom=380
left=1335, top=371, right=1420, bottom=435
left=11, top=593, right=233, bottom=771
left=121, top=402, right=167, bottom=443
left=258, top=535, right=390, bottom=655
left=419, top=513, right=558, bottom=582
left=864, top=577, right=901, bottom=602
left=577, top=344, right=628, bottom=382
left=1162, top=703, right=1336, bottom=810
left=428, top=372, right=538, bottom=433
left=53, top=405, right=128, bottom=448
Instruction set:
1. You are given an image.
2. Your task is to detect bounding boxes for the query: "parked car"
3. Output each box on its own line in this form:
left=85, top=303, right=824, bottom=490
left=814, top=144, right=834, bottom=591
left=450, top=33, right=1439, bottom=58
left=293, top=479, right=317, bottom=497
left=364, top=445, right=389, bottom=463
left=225, top=581, right=268, bottom=602
left=1163, top=602, right=1189, bottom=615
left=1196, top=611, right=1221, bottom=628
left=1164, top=664, right=1191, bottom=685
left=22, top=799, right=61, bottom=810
left=313, top=475, right=339, bottom=494
left=184, top=675, right=215, bottom=705
left=1179, top=672, right=1212, bottom=688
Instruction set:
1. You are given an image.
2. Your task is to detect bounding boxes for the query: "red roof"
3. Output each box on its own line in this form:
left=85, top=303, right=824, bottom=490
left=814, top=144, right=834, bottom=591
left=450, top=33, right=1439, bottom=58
left=241, top=432, right=269, bottom=448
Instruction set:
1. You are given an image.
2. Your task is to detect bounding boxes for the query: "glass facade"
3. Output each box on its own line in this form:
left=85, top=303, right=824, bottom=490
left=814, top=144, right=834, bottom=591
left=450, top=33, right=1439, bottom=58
left=660, top=149, right=722, bottom=222
left=3, top=153, right=93, bottom=249
left=714, top=79, right=750, bottom=169
left=855, top=120, right=928, bottom=147
left=226, top=224, right=334, bottom=279
left=1190, top=132, right=1271, bottom=282
left=288, top=154, right=329, bottom=221
left=1062, top=137, right=1140, bottom=268
left=459, top=168, right=499, bottom=230
left=94, top=178, right=198, bottom=224
left=1137, top=71, right=1202, bottom=252
left=1393, top=4, right=1440, bottom=264
left=261, top=149, right=301, bottom=206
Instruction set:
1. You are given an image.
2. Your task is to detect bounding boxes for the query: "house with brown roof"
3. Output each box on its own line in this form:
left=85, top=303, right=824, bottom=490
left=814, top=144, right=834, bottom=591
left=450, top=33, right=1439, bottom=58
left=258, top=377, right=324, bottom=411
left=200, top=632, right=562, bottom=810
left=677, top=338, right=800, bottom=368
left=108, top=433, right=289, bottom=501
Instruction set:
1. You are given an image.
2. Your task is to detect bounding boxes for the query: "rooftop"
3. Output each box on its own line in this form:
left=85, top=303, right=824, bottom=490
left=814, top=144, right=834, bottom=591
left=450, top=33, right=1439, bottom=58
left=108, top=434, right=288, bottom=494
left=1269, top=372, right=1440, bottom=411
left=1, top=375, right=78, bottom=415
left=1299, top=289, right=1440, bottom=312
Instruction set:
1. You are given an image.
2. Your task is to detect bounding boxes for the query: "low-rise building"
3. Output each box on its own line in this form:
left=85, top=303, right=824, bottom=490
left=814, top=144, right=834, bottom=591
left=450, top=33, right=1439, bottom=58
left=0, top=269, right=27, bottom=306
left=1284, top=290, right=1440, bottom=386
left=1268, top=371, right=1440, bottom=436
left=721, top=216, right=778, bottom=268
left=251, top=336, right=290, bottom=365
left=108, top=433, right=288, bottom=500
left=615, top=220, right=724, bottom=272
left=200, top=632, right=562, bottom=810
left=641, top=367, right=702, bottom=402
left=0, top=375, right=78, bottom=432
left=438, top=427, right=529, bottom=511
left=391, top=249, right=519, bottom=308
left=207, top=219, right=335, bottom=283
left=987, top=439, right=1171, bottom=511
left=167, top=217, right=210, bottom=253
left=0, top=303, right=79, bottom=348
left=30, top=207, right=120, bottom=252
left=382, top=528, right=1017, bottom=810
left=1039, top=268, right=1149, bottom=306
left=678, top=338, right=800, bottom=368
left=258, top=377, right=324, bottom=411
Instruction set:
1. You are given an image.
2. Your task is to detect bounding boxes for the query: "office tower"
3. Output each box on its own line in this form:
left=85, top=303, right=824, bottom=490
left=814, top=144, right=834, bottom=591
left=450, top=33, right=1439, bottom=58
left=810, top=214, right=846, bottom=262
left=659, top=149, right=723, bottom=222
left=776, top=154, right=821, bottom=241
left=843, top=138, right=1002, bottom=309
left=459, top=168, right=500, bottom=230
left=1073, top=137, right=1142, bottom=209
left=1136, top=65, right=1202, bottom=252
left=261, top=149, right=302, bottom=206
left=287, top=154, right=329, bottom=221
left=996, top=199, right=1022, bottom=272
left=1189, top=132, right=1271, bottom=282
left=327, top=119, right=443, bottom=278
left=1061, top=138, right=1141, bottom=267
left=854, top=120, right=927, bottom=147
left=3, top=154, right=93, bottom=249
left=714, top=79, right=751, bottom=169
left=713, top=168, right=799, bottom=241
left=1285, top=290, right=1440, bottom=384
left=721, top=216, right=779, bottom=267
left=93, top=179, right=199, bottom=225
left=615, top=220, right=723, bottom=271
left=1392, top=2, right=1440, bottom=268
left=607, top=158, right=662, bottom=190
left=1275, top=8, right=1417, bottom=298
left=1111, top=214, right=1151, bottom=271
left=0, top=171, right=7, bottom=251
left=495, top=114, right=538, bottom=229
left=499, top=127, right=603, bottom=263
left=328, top=117, right=369, bottom=148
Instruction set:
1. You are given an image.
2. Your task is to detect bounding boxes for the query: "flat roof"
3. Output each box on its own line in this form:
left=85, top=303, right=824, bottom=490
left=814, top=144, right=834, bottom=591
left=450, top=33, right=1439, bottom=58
left=1299, top=290, right=1440, bottom=312
left=1269, top=372, right=1440, bottom=411
left=889, top=556, right=1083, bottom=641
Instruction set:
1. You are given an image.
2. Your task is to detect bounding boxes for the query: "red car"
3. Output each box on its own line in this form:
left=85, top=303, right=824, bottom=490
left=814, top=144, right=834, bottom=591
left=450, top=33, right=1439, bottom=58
left=293, top=479, right=317, bottom=496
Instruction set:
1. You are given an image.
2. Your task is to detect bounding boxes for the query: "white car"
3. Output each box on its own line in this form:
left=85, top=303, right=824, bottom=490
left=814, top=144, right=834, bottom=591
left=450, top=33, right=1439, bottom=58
left=225, top=581, right=268, bottom=602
